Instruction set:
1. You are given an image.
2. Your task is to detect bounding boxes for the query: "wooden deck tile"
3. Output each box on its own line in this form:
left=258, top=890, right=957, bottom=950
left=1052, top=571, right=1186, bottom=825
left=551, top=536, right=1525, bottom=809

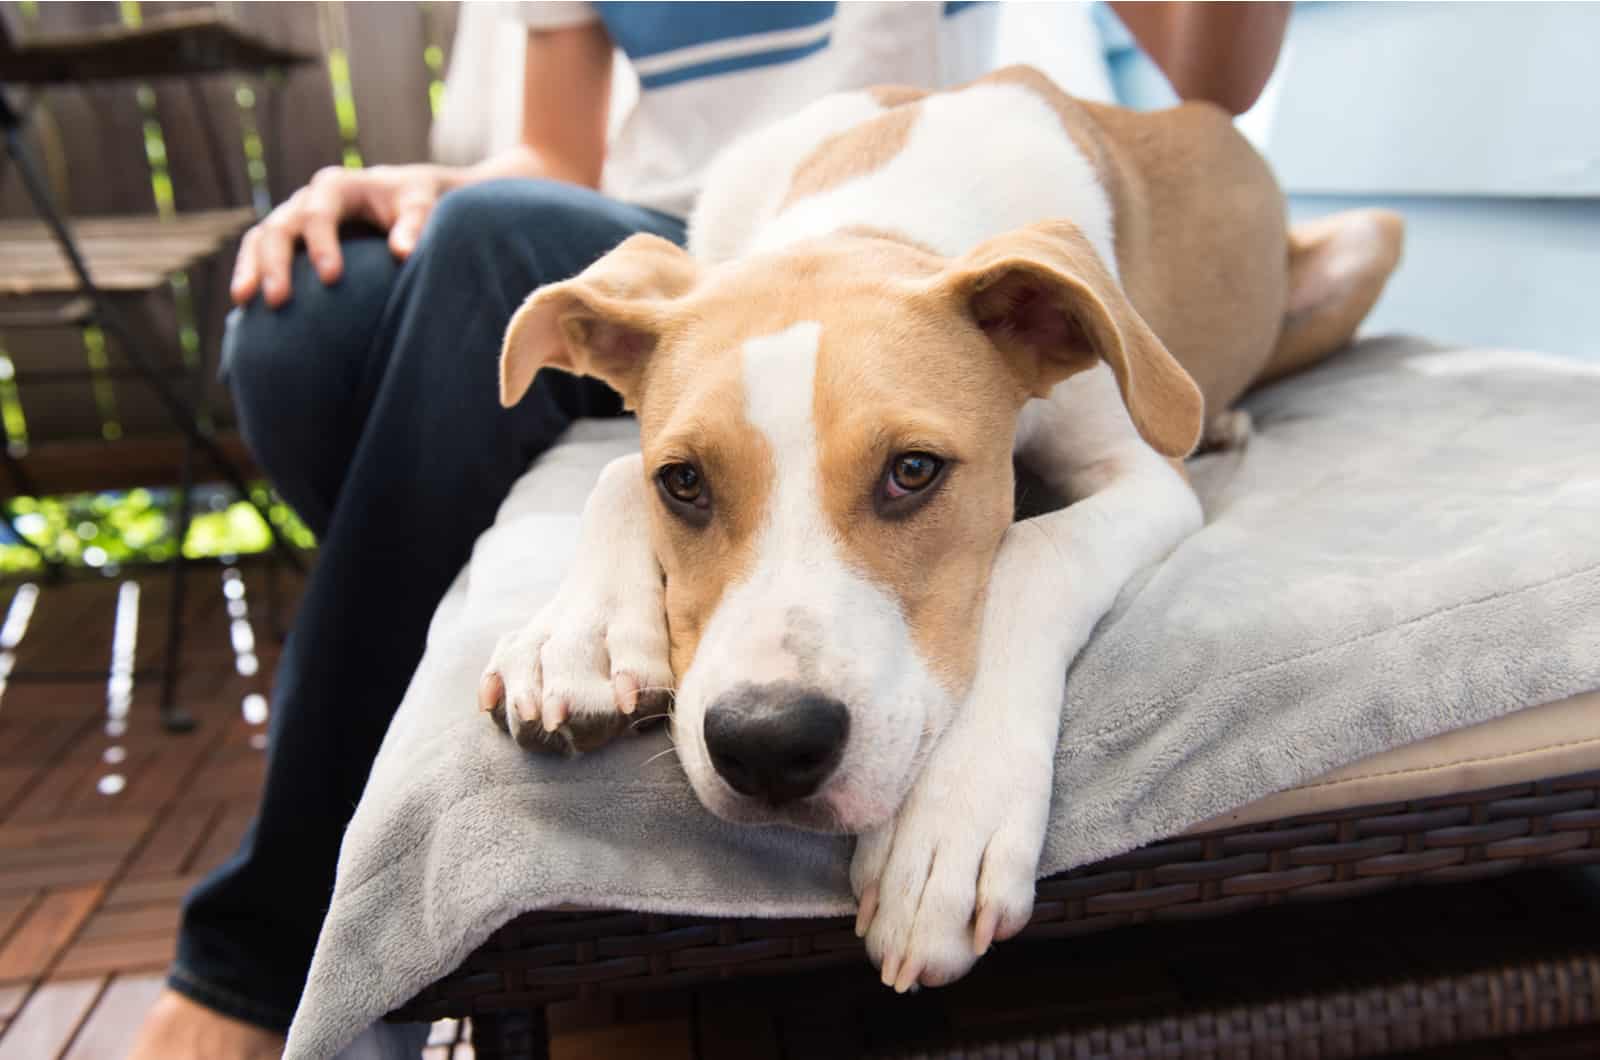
left=9, top=583, right=116, bottom=677
left=0, top=774, right=33, bottom=823
left=0, top=816, right=151, bottom=851
left=0, top=978, right=103, bottom=1060
left=121, top=803, right=221, bottom=880
left=186, top=806, right=254, bottom=877
left=0, top=861, right=123, bottom=897
left=0, top=984, right=26, bottom=1022
left=53, top=935, right=174, bottom=980
left=53, top=734, right=218, bottom=818
left=0, top=843, right=134, bottom=872
left=101, top=874, right=204, bottom=912
left=0, top=720, right=96, bottom=821
left=0, top=716, right=92, bottom=767
left=0, top=897, right=35, bottom=950
left=60, top=974, right=164, bottom=1060
left=3, top=756, right=104, bottom=826
left=0, top=886, right=105, bottom=986
left=76, top=905, right=180, bottom=944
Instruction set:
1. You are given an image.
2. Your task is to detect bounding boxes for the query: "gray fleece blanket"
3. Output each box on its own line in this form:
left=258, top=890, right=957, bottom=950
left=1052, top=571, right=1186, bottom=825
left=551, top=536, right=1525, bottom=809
left=288, top=337, right=1600, bottom=1058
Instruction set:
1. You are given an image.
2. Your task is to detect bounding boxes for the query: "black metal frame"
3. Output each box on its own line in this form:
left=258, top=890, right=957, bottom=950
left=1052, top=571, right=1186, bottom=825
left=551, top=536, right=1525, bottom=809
left=0, top=85, right=302, bottom=731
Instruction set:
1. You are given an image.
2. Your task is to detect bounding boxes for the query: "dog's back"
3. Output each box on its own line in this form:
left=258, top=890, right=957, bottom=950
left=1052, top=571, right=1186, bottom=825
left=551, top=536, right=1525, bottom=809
left=690, top=66, right=1403, bottom=424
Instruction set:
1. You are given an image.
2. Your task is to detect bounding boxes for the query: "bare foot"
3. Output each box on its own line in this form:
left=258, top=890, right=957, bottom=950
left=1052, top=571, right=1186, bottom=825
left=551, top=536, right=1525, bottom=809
left=128, top=989, right=285, bottom=1060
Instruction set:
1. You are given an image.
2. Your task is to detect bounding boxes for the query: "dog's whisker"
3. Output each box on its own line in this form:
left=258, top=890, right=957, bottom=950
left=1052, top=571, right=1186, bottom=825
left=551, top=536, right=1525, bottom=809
left=641, top=744, right=681, bottom=769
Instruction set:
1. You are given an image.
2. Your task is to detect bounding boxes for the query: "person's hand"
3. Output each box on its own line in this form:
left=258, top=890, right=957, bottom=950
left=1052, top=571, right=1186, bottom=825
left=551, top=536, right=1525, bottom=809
left=230, top=163, right=457, bottom=308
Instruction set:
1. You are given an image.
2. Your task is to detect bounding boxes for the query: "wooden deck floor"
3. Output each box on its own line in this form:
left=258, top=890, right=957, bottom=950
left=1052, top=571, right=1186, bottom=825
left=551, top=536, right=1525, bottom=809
left=0, top=566, right=302, bottom=1059
left=1, top=571, right=1598, bottom=1060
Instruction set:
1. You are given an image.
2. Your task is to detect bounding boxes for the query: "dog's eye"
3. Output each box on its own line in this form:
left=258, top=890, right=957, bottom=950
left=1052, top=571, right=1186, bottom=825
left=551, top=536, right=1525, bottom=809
left=887, top=452, right=943, bottom=497
left=657, top=462, right=710, bottom=521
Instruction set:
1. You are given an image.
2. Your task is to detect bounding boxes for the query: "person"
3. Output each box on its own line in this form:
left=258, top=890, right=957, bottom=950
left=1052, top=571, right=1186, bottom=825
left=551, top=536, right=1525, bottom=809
left=130, top=4, right=1288, bottom=1056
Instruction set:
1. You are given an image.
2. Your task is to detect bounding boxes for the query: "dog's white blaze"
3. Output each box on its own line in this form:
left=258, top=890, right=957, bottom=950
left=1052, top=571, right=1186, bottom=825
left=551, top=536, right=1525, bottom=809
left=726, top=321, right=902, bottom=684
left=741, top=320, right=825, bottom=514
left=698, top=319, right=879, bottom=681
left=686, top=320, right=835, bottom=690
left=747, top=83, right=1118, bottom=272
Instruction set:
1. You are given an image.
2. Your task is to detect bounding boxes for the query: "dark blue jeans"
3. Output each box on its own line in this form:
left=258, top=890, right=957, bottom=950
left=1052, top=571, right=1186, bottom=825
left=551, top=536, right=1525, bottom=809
left=171, top=179, right=686, bottom=1031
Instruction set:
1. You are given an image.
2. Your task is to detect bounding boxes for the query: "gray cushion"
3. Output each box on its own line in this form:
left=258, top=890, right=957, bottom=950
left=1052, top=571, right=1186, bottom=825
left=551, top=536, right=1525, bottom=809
left=286, top=337, right=1600, bottom=1058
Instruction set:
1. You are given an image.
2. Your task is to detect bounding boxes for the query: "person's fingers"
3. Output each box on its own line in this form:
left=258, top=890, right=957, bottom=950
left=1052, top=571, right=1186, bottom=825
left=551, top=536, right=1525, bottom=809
left=230, top=227, right=262, bottom=305
left=388, top=197, right=433, bottom=259
left=356, top=168, right=400, bottom=231
left=299, top=185, right=345, bottom=286
left=256, top=207, right=298, bottom=308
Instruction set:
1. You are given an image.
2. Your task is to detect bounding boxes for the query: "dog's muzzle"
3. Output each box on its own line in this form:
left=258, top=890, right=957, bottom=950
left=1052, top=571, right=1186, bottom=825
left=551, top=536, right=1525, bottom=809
left=703, top=681, right=849, bottom=805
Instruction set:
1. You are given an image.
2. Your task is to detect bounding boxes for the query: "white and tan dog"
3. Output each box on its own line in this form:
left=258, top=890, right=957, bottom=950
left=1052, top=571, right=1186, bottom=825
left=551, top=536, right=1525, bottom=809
left=480, top=67, right=1402, bottom=991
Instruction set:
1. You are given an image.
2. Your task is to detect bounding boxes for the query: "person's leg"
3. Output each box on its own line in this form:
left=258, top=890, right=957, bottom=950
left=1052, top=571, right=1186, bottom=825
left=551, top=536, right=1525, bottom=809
left=131, top=238, right=400, bottom=1060
left=219, top=234, right=400, bottom=539
left=168, top=179, right=685, bottom=1033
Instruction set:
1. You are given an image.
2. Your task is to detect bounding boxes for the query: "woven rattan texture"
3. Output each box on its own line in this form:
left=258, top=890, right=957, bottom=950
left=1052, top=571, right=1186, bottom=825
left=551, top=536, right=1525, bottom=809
left=392, top=770, right=1600, bottom=1022
left=879, top=955, right=1600, bottom=1059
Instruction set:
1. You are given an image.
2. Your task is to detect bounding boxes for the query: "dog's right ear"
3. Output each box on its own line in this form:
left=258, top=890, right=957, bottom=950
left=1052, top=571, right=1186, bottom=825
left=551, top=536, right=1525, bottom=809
left=500, top=234, right=698, bottom=409
left=934, top=220, right=1203, bottom=459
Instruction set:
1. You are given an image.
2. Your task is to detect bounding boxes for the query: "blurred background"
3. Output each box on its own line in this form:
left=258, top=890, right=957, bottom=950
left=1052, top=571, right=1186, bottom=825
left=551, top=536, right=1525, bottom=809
left=1107, top=2, right=1600, bottom=366
left=2, top=0, right=1595, bottom=576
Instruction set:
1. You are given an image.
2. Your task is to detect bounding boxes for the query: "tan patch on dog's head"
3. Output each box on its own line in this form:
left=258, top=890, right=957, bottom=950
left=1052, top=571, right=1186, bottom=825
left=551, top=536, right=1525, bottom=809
left=629, top=347, right=773, bottom=680
left=809, top=302, right=1021, bottom=690
left=783, top=103, right=921, bottom=208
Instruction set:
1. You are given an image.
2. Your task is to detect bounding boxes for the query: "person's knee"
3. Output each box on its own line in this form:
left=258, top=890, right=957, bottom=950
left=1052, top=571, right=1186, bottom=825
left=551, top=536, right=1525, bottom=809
left=221, top=297, right=316, bottom=439
left=220, top=297, right=343, bottom=532
left=222, top=239, right=394, bottom=425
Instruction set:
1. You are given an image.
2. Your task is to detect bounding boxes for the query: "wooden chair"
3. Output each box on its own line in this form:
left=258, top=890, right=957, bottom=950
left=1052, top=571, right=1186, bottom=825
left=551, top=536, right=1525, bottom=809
left=0, top=0, right=460, bottom=727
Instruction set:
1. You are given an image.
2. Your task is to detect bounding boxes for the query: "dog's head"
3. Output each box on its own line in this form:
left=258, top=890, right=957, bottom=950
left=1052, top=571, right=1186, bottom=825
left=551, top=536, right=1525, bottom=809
left=501, top=222, right=1199, bottom=832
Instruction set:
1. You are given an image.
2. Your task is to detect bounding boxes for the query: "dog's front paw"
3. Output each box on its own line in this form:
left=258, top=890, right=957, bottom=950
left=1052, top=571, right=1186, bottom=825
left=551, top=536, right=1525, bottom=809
left=479, top=589, right=673, bottom=756
left=850, top=754, right=1044, bottom=992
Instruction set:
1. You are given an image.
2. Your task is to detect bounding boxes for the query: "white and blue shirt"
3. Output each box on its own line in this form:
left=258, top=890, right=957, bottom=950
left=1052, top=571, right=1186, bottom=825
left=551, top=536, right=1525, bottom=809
left=522, top=1, right=1006, bottom=217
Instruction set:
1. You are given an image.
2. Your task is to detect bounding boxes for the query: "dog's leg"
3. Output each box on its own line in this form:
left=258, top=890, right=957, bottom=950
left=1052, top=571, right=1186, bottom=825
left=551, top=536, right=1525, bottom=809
left=479, top=454, right=673, bottom=755
left=852, top=381, right=1202, bottom=990
left=1260, top=208, right=1405, bottom=385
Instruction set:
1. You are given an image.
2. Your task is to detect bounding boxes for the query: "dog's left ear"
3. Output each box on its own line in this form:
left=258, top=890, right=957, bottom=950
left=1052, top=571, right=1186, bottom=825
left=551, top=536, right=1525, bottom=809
left=936, top=220, right=1203, bottom=459
left=500, top=234, right=698, bottom=409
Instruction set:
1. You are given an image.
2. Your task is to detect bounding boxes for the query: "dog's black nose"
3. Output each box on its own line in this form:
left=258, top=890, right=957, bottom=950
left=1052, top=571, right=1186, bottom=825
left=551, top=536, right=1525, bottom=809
left=704, top=683, right=849, bottom=805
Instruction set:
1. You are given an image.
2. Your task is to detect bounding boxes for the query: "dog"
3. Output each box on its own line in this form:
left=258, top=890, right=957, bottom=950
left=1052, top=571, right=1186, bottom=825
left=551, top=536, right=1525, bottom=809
left=479, top=66, right=1403, bottom=992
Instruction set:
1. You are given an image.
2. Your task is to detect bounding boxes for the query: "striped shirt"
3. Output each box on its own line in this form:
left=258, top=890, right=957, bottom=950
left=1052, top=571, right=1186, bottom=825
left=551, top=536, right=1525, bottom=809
left=522, top=1, right=1003, bottom=217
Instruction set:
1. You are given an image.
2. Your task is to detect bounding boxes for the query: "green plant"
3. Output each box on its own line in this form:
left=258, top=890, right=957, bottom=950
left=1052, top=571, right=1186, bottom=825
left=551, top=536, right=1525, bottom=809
left=2, top=485, right=314, bottom=574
